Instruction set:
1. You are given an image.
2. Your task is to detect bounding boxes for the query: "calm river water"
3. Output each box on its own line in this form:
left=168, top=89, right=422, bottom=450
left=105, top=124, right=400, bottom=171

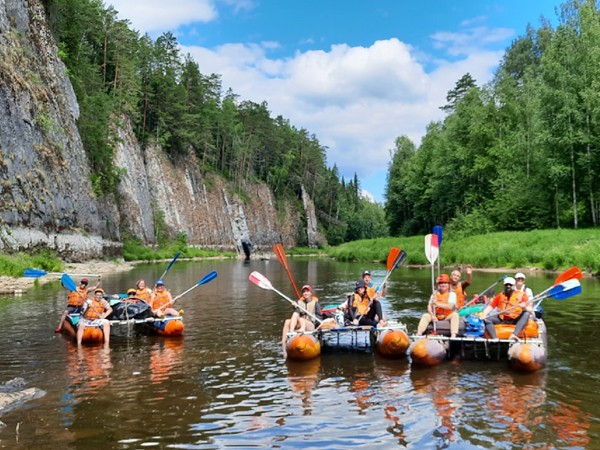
left=0, top=258, right=598, bottom=449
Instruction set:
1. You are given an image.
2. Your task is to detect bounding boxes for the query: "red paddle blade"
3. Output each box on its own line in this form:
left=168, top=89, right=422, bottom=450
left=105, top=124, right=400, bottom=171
left=554, top=266, right=582, bottom=285
left=387, top=247, right=401, bottom=271
left=248, top=271, right=273, bottom=291
left=424, top=234, right=439, bottom=264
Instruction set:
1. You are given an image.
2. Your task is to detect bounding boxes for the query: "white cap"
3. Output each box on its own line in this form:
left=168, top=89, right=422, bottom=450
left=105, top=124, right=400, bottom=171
left=504, top=277, right=516, bottom=285
left=515, top=272, right=526, bottom=280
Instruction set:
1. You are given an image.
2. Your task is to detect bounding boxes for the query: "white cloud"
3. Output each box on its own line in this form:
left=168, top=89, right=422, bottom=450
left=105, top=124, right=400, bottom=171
left=107, top=0, right=217, bottom=33
left=103, top=5, right=515, bottom=201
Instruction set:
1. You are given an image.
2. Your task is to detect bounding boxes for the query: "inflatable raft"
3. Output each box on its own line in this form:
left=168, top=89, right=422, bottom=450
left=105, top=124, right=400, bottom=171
left=60, top=313, right=105, bottom=345
left=285, top=322, right=410, bottom=361
left=409, top=317, right=547, bottom=372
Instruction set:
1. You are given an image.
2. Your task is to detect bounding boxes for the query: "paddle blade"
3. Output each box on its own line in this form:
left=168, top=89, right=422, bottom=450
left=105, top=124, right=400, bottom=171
left=386, top=247, right=401, bottom=271
left=554, top=266, right=582, bottom=285
left=198, top=271, right=218, bottom=285
left=166, top=252, right=181, bottom=272
left=24, top=268, right=47, bottom=278
left=273, top=243, right=287, bottom=265
left=552, top=284, right=582, bottom=300
left=433, top=225, right=443, bottom=247
left=249, top=271, right=273, bottom=291
left=61, top=273, right=77, bottom=292
left=424, top=234, right=439, bottom=264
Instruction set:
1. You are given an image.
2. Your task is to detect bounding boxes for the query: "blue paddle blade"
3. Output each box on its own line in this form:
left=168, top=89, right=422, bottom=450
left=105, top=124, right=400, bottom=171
left=61, top=273, right=77, bottom=292
left=24, top=268, right=47, bottom=278
left=552, top=285, right=582, bottom=300
left=433, top=225, right=443, bottom=247
left=198, top=271, right=218, bottom=285
left=166, top=252, right=181, bottom=271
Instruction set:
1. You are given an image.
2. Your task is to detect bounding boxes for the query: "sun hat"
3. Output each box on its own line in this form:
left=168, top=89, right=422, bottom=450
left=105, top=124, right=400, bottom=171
left=504, top=277, right=516, bottom=286
left=437, top=274, right=450, bottom=284
left=515, top=272, right=526, bottom=280
left=301, top=285, right=312, bottom=292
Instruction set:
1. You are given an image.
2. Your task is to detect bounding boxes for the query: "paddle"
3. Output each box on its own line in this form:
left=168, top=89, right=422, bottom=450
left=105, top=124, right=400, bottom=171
left=433, top=225, right=443, bottom=279
left=157, top=252, right=181, bottom=282
left=172, top=271, right=218, bottom=303
left=248, top=271, right=322, bottom=324
left=273, top=243, right=301, bottom=299
left=487, top=278, right=582, bottom=319
left=424, top=234, right=439, bottom=292
left=536, top=266, right=583, bottom=298
left=25, top=268, right=98, bottom=278
left=458, top=275, right=507, bottom=312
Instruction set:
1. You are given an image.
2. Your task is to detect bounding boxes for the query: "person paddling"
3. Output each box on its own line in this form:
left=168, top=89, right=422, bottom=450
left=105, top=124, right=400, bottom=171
left=416, top=274, right=459, bottom=338
left=150, top=280, right=180, bottom=317
left=77, top=288, right=112, bottom=346
left=55, top=276, right=101, bottom=333
left=281, top=285, right=322, bottom=359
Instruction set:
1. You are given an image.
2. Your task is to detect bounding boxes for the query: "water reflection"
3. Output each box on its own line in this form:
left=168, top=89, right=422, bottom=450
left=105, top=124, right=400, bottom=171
left=286, top=358, right=320, bottom=415
left=149, top=338, right=184, bottom=386
left=64, top=343, right=113, bottom=398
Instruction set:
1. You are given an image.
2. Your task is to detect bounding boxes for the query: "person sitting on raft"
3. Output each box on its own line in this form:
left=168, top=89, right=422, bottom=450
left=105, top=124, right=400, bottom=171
left=281, top=285, right=322, bottom=358
left=346, top=280, right=387, bottom=327
left=135, top=279, right=154, bottom=304
left=55, top=276, right=101, bottom=333
left=480, top=276, right=532, bottom=342
left=150, top=280, right=181, bottom=317
left=77, top=288, right=112, bottom=346
left=416, top=273, right=459, bottom=338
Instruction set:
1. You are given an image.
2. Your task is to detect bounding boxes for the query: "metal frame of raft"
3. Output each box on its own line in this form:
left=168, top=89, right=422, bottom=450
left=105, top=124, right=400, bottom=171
left=285, top=322, right=411, bottom=360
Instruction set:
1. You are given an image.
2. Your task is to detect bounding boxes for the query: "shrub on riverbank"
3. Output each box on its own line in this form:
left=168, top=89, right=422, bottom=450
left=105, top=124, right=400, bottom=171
left=326, top=229, right=600, bottom=275
left=123, top=237, right=236, bottom=261
left=0, top=251, right=63, bottom=277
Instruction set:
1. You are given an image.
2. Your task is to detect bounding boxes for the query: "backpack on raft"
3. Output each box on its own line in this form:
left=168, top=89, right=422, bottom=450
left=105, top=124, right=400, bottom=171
left=464, top=315, right=485, bottom=337
left=107, top=300, right=152, bottom=321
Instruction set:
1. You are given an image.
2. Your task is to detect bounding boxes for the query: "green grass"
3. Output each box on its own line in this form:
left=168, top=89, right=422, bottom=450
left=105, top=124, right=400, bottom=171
left=122, top=238, right=236, bottom=261
left=325, top=229, right=600, bottom=275
left=0, top=250, right=63, bottom=277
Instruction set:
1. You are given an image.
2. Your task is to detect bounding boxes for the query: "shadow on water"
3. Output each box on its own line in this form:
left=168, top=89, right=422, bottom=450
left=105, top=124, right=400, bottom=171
left=0, top=260, right=598, bottom=448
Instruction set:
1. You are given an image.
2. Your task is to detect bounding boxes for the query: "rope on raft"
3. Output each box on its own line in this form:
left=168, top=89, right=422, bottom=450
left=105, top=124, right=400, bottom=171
left=108, top=316, right=182, bottom=325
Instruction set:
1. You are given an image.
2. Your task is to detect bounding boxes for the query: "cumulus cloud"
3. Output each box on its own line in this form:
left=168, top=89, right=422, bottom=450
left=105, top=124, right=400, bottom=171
left=107, top=0, right=218, bottom=33
left=105, top=4, right=515, bottom=201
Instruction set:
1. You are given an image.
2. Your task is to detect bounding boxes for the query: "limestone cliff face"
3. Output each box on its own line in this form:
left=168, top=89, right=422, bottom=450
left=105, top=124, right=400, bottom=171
left=0, top=0, right=121, bottom=259
left=0, top=0, right=321, bottom=260
left=114, top=119, right=300, bottom=251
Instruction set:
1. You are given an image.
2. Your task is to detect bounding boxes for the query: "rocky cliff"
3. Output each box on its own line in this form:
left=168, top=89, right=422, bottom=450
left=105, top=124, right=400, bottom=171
left=0, top=0, right=322, bottom=260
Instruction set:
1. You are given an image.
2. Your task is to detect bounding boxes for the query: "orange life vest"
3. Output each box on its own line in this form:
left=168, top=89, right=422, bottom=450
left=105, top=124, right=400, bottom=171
left=83, top=298, right=108, bottom=320
left=492, top=291, right=527, bottom=320
left=433, top=291, right=456, bottom=320
left=366, top=283, right=377, bottom=299
left=152, top=290, right=171, bottom=311
left=352, top=293, right=371, bottom=315
left=136, top=288, right=152, bottom=303
left=451, top=283, right=466, bottom=309
left=67, top=287, right=88, bottom=307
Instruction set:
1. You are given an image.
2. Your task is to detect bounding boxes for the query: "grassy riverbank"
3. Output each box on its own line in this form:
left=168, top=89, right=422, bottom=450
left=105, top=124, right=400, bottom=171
left=324, top=229, right=600, bottom=275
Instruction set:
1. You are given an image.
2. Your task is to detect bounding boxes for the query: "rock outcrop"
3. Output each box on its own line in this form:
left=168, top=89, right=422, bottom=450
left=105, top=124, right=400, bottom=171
left=0, top=0, right=322, bottom=260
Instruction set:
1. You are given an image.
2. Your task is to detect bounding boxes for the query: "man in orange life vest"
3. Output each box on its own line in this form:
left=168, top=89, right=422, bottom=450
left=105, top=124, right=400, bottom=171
left=416, top=274, right=459, bottom=338
left=480, top=277, right=532, bottom=341
left=77, top=288, right=112, bottom=346
left=55, top=276, right=101, bottom=333
left=450, top=265, right=472, bottom=309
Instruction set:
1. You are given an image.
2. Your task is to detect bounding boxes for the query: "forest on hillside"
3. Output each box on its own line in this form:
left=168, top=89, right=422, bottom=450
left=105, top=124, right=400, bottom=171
left=385, top=0, right=600, bottom=237
left=42, top=0, right=387, bottom=246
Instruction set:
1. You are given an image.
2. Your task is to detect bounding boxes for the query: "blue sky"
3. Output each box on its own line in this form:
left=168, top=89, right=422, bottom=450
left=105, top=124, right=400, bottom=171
left=108, top=0, right=560, bottom=203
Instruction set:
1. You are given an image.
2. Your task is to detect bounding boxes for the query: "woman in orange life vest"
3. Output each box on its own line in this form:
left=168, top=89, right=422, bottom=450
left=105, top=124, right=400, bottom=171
left=450, top=265, right=472, bottom=309
left=281, top=285, right=322, bottom=358
left=346, top=280, right=385, bottom=327
left=416, top=273, right=459, bottom=338
left=77, top=288, right=112, bottom=346
left=135, top=279, right=154, bottom=304
left=55, top=276, right=101, bottom=333
left=481, top=277, right=532, bottom=341
left=150, top=280, right=180, bottom=317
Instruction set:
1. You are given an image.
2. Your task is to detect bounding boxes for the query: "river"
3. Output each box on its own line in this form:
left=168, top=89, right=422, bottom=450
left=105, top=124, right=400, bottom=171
left=0, top=258, right=598, bottom=449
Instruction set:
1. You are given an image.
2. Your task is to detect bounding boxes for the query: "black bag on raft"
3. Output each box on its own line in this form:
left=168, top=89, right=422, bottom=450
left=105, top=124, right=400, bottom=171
left=107, top=300, right=153, bottom=321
